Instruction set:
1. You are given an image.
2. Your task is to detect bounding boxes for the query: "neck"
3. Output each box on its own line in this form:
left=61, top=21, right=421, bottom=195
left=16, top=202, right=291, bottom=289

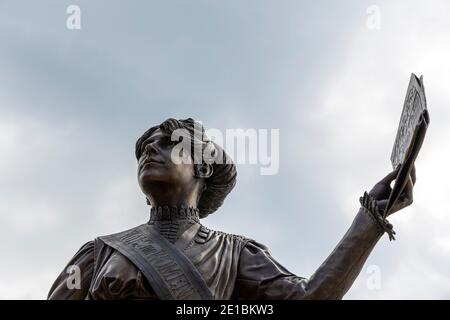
left=149, top=205, right=200, bottom=222
left=146, top=182, right=201, bottom=209
left=148, top=205, right=200, bottom=243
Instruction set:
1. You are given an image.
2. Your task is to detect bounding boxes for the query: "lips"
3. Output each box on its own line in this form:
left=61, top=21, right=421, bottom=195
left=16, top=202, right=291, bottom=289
left=141, top=158, right=164, bottom=169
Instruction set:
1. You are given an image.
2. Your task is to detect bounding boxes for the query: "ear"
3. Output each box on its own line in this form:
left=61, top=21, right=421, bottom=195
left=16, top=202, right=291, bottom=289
left=194, top=163, right=213, bottom=179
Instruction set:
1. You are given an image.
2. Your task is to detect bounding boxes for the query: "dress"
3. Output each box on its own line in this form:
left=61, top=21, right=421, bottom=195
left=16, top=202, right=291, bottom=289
left=48, top=206, right=384, bottom=300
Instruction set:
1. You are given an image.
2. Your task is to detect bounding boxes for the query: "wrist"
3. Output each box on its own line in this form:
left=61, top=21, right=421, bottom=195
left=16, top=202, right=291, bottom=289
left=360, top=192, right=396, bottom=241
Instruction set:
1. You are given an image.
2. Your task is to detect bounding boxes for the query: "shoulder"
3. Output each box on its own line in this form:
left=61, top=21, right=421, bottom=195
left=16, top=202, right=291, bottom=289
left=97, top=225, right=144, bottom=241
left=196, top=225, right=253, bottom=246
left=76, top=240, right=95, bottom=256
left=47, top=240, right=96, bottom=299
left=65, top=240, right=96, bottom=267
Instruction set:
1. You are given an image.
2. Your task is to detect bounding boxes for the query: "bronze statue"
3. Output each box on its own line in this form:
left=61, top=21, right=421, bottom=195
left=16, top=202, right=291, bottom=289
left=48, top=118, right=416, bottom=300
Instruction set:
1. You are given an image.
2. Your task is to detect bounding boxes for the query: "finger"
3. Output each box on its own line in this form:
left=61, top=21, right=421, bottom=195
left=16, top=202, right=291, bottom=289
left=411, top=165, right=417, bottom=185
left=405, top=177, right=413, bottom=203
left=399, top=176, right=414, bottom=205
left=380, top=166, right=401, bottom=184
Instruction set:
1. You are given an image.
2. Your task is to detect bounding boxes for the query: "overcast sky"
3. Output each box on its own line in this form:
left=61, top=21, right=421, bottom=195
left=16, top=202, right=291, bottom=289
left=1, top=0, right=450, bottom=299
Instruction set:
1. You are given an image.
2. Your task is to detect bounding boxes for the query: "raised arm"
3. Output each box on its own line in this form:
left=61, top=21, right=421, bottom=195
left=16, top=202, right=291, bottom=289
left=234, top=167, right=415, bottom=299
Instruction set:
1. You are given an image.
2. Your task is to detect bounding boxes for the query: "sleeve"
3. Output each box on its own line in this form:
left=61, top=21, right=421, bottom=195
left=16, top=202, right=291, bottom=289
left=47, top=241, right=95, bottom=300
left=234, top=208, right=385, bottom=300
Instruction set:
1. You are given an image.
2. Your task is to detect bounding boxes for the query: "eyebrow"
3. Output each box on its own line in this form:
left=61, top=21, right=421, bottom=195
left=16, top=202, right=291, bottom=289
left=140, top=133, right=171, bottom=152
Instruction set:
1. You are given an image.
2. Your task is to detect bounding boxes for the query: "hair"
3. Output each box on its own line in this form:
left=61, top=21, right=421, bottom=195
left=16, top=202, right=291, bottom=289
left=135, top=118, right=237, bottom=219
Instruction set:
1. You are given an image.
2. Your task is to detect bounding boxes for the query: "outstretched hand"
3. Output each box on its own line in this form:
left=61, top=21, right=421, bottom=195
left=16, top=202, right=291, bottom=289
left=368, top=165, right=416, bottom=217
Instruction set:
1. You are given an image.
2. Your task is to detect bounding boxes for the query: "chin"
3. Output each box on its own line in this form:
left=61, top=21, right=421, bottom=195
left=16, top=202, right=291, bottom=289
left=139, top=171, right=165, bottom=183
left=139, top=169, right=174, bottom=187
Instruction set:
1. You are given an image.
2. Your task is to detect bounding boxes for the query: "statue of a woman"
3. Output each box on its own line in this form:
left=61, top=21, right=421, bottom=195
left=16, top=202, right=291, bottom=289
left=48, top=118, right=415, bottom=299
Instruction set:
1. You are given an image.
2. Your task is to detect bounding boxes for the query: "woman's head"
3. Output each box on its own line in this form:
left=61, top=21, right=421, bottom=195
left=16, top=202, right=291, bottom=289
left=135, top=118, right=236, bottom=218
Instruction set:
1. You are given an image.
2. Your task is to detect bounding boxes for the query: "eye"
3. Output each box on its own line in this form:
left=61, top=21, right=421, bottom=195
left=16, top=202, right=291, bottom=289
left=141, top=138, right=153, bottom=155
left=140, top=145, right=147, bottom=157
left=167, top=137, right=178, bottom=146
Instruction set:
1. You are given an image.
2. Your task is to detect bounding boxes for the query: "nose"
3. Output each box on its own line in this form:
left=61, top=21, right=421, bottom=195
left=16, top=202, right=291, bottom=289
left=145, top=142, right=158, bottom=157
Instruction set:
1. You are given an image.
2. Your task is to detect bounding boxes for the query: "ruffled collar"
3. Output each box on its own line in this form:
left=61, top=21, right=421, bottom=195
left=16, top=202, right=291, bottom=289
left=149, top=205, right=200, bottom=223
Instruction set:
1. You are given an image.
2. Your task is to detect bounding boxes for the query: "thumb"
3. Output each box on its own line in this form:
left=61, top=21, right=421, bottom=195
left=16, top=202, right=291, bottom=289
left=380, top=166, right=400, bottom=184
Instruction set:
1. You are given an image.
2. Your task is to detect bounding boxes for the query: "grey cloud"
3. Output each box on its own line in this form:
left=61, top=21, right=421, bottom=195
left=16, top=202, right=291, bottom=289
left=1, top=0, right=449, bottom=299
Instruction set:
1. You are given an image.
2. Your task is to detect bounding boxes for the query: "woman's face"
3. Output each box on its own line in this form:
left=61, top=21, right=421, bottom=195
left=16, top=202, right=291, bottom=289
left=137, top=128, right=196, bottom=195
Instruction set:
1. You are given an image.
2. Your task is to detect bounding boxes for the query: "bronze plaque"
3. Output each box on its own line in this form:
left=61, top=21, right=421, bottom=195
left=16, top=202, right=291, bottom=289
left=391, top=74, right=428, bottom=169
